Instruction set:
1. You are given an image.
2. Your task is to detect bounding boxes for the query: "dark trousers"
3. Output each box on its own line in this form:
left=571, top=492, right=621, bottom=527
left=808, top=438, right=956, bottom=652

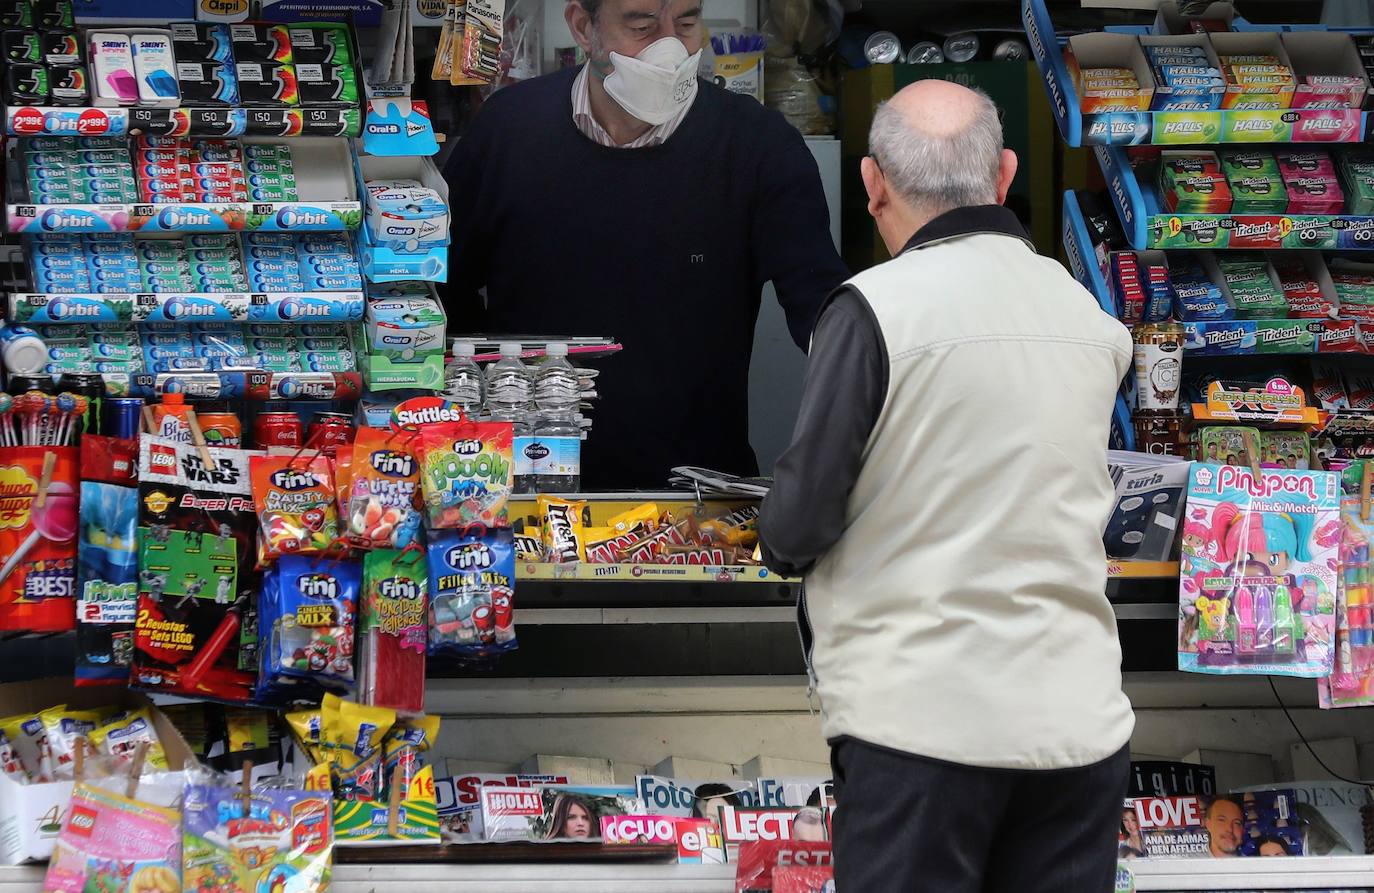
left=829, top=737, right=1129, bottom=893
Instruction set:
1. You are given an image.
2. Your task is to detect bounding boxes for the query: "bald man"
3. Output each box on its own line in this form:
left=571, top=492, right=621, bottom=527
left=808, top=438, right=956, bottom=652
left=759, top=81, right=1135, bottom=892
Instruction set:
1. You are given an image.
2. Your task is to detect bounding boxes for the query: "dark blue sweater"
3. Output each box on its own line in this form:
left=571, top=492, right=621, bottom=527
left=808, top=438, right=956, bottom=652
left=442, top=66, right=848, bottom=489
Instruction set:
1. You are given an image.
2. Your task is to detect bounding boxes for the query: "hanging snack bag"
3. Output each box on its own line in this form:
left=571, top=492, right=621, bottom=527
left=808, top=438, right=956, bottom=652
left=251, top=454, right=340, bottom=560
left=0, top=725, right=25, bottom=782
left=0, top=445, right=79, bottom=633
left=41, top=705, right=110, bottom=780
left=359, top=549, right=428, bottom=715
left=539, top=496, right=586, bottom=563
left=87, top=707, right=169, bottom=771
left=427, top=527, right=516, bottom=658
left=132, top=436, right=260, bottom=702
left=43, top=782, right=181, bottom=893
left=320, top=693, right=394, bottom=801
left=182, top=774, right=333, bottom=893
left=415, top=420, right=513, bottom=529
left=381, top=714, right=439, bottom=800
left=1, top=712, right=52, bottom=782
left=347, top=427, right=423, bottom=550
left=267, top=554, right=360, bottom=688
left=286, top=707, right=324, bottom=764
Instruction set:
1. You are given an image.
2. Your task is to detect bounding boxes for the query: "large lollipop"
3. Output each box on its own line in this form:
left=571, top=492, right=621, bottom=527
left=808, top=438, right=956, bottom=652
left=0, top=479, right=79, bottom=585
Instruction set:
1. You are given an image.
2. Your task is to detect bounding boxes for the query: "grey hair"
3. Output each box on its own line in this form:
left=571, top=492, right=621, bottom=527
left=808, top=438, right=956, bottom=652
left=868, top=87, right=1003, bottom=214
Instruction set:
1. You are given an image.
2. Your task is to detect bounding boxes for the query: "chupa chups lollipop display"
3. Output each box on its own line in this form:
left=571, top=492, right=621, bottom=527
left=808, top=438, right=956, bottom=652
left=251, top=453, right=341, bottom=560
left=415, top=419, right=513, bottom=529
left=182, top=769, right=333, bottom=893
left=0, top=443, right=78, bottom=633
left=131, top=436, right=259, bottom=703
left=358, top=549, right=427, bottom=714
left=427, top=527, right=516, bottom=659
left=346, top=427, right=423, bottom=550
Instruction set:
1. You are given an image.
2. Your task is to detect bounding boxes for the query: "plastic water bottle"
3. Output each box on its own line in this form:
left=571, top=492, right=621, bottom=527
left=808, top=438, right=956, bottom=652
left=532, top=342, right=582, bottom=493
left=485, top=342, right=537, bottom=493
left=484, top=342, right=532, bottom=415
left=444, top=341, right=484, bottom=415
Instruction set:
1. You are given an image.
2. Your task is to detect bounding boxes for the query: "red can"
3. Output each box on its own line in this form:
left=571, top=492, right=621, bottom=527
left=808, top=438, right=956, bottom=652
left=307, top=411, right=353, bottom=455
left=254, top=410, right=303, bottom=448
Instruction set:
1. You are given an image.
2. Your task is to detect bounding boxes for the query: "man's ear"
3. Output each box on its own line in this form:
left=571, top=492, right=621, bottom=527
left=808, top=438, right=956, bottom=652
left=861, top=155, right=886, bottom=220
left=995, top=148, right=1018, bottom=205
left=566, top=1, right=596, bottom=54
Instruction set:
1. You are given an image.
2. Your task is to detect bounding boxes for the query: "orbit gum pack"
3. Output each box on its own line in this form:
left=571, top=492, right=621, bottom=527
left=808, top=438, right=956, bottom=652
left=131, top=436, right=259, bottom=702
left=416, top=420, right=513, bottom=529
left=427, top=527, right=516, bottom=660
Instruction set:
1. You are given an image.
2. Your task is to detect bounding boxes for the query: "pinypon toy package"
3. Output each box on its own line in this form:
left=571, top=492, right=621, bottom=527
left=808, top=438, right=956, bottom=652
left=358, top=549, right=427, bottom=714
left=415, top=419, right=513, bottom=528
left=1178, top=463, right=1340, bottom=677
left=251, top=454, right=341, bottom=560
left=0, top=445, right=79, bottom=633
left=345, top=427, right=422, bottom=550
left=427, top=527, right=515, bottom=660
left=42, top=782, right=181, bottom=893
left=182, top=771, right=333, bottom=893
left=1320, top=461, right=1374, bottom=708
left=131, top=437, right=260, bottom=703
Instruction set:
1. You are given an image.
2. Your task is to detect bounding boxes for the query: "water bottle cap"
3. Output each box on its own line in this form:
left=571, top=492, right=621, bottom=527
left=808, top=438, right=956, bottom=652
left=546, top=342, right=569, bottom=357
left=499, top=342, right=523, bottom=357
left=454, top=341, right=476, bottom=358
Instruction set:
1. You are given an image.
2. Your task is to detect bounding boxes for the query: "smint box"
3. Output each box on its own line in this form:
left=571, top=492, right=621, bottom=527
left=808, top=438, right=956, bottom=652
left=1184, top=319, right=1258, bottom=355
left=364, top=293, right=446, bottom=360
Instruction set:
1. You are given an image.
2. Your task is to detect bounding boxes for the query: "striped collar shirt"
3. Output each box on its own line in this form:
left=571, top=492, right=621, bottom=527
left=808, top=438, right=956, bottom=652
left=571, top=64, right=693, bottom=148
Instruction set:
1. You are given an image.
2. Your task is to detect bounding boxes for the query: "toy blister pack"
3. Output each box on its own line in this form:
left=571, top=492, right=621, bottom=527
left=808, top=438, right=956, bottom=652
left=41, top=782, right=181, bottom=893
left=426, top=527, right=515, bottom=660
left=1320, top=461, right=1374, bottom=708
left=182, top=781, right=333, bottom=893
left=131, top=436, right=260, bottom=703
left=1179, top=463, right=1340, bottom=677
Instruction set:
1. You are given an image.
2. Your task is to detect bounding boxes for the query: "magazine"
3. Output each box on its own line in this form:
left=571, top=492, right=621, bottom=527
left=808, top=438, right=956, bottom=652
left=1129, top=761, right=1217, bottom=799
left=1133, top=796, right=1213, bottom=858
left=1235, top=789, right=1305, bottom=857
left=717, top=806, right=829, bottom=862
left=601, top=814, right=727, bottom=863
left=1236, top=781, right=1372, bottom=855
left=772, top=866, right=835, bottom=893
left=434, top=772, right=569, bottom=842
left=732, top=840, right=833, bottom=893
left=756, top=777, right=833, bottom=810
left=675, top=818, right=726, bottom=864
left=635, top=775, right=757, bottom=819
left=1178, top=464, right=1340, bottom=677
left=479, top=784, right=641, bottom=842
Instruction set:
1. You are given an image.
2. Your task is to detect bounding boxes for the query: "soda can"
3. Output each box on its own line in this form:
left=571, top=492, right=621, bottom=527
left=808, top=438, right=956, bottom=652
left=7, top=374, right=55, bottom=395
left=307, top=410, right=352, bottom=455
left=864, top=31, right=901, bottom=65
left=58, top=371, right=105, bottom=433
left=197, top=408, right=242, bottom=448
left=907, top=41, right=943, bottom=64
left=101, top=396, right=144, bottom=437
left=993, top=38, right=1029, bottom=62
left=254, top=409, right=302, bottom=447
left=943, top=32, right=980, bottom=63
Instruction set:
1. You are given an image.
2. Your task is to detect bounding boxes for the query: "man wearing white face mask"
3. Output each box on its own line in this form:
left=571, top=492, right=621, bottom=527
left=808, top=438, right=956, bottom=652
left=442, top=0, right=849, bottom=490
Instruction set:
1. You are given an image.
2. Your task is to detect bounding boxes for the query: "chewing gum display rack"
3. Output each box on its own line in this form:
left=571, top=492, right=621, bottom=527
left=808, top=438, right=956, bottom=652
left=3, top=104, right=362, bottom=138
left=1096, top=144, right=1374, bottom=251
left=1024, top=0, right=1370, bottom=148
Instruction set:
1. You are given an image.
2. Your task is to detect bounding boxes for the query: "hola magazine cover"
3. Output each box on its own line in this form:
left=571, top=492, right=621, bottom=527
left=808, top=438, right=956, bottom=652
left=480, top=784, right=642, bottom=842
left=434, top=772, right=569, bottom=842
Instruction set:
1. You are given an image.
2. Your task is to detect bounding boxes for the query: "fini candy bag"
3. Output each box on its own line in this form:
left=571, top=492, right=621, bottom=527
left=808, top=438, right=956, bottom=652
left=416, top=420, right=513, bottom=529
left=359, top=549, right=427, bottom=714
left=0, top=446, right=79, bottom=633
left=427, top=527, right=516, bottom=659
left=346, top=427, right=423, bottom=550
left=266, top=554, right=360, bottom=689
left=251, top=453, right=341, bottom=560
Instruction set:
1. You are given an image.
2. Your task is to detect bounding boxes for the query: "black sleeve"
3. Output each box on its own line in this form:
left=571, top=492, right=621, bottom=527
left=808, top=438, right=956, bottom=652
left=440, top=109, right=494, bottom=327
left=751, top=122, right=851, bottom=350
left=759, top=287, right=888, bottom=576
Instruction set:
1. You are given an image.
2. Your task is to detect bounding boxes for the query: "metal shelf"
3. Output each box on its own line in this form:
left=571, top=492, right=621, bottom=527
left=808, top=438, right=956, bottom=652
left=1130, top=854, right=1374, bottom=890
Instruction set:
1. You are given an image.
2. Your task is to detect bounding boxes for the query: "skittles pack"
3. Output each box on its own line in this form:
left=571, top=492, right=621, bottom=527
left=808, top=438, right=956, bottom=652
left=1179, top=463, right=1340, bottom=677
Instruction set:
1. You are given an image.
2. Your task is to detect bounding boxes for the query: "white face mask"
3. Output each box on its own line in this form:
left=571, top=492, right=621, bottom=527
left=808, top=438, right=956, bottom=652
left=603, top=36, right=701, bottom=126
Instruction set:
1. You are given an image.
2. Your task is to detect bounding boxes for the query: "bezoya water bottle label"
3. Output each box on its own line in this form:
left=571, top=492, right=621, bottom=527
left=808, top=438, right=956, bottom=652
left=527, top=435, right=580, bottom=476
